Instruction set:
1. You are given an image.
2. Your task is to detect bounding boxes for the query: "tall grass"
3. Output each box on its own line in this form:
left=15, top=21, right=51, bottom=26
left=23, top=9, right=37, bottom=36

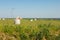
left=0, top=18, right=60, bottom=40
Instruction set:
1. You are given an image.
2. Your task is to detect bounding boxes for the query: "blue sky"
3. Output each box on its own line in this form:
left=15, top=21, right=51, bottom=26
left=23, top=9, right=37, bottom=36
left=0, top=0, right=60, bottom=18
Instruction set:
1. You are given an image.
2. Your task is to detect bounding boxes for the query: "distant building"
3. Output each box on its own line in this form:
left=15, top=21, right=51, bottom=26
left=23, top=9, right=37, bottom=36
left=34, top=18, right=37, bottom=21
left=0, top=18, right=1, bottom=20
left=30, top=19, right=33, bottom=21
left=15, top=16, right=20, bottom=24
left=15, top=16, right=22, bottom=24
left=2, top=18, right=5, bottom=20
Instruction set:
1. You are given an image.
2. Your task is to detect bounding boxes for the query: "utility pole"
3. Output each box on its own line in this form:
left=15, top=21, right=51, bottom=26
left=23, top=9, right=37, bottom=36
left=11, top=8, right=15, bottom=18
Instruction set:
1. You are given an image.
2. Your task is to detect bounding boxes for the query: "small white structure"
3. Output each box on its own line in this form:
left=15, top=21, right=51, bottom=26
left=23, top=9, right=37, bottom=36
left=30, top=19, right=33, bottom=21
left=2, top=18, right=5, bottom=20
left=34, top=18, right=37, bottom=21
left=15, top=16, right=20, bottom=24
left=0, top=18, right=1, bottom=20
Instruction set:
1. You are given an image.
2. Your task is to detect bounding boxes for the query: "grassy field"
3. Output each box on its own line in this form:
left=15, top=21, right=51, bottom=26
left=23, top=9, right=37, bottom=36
left=0, top=18, right=60, bottom=40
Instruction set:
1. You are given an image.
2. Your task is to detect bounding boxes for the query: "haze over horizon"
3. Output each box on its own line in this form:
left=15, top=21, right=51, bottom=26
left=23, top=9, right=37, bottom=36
left=0, top=0, right=60, bottom=18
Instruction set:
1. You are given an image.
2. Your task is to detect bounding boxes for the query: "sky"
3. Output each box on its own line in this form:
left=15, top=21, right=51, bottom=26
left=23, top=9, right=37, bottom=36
left=0, top=0, right=60, bottom=18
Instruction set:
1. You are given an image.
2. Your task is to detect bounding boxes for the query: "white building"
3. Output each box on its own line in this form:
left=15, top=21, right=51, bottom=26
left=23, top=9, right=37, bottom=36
left=0, top=18, right=1, bottom=20
left=34, top=18, right=37, bottom=21
left=2, top=18, right=5, bottom=20
left=15, top=16, right=20, bottom=24
left=30, top=19, right=33, bottom=21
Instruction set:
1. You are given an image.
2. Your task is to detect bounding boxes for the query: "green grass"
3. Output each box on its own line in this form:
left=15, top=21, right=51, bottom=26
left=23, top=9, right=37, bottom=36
left=0, top=18, right=60, bottom=40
